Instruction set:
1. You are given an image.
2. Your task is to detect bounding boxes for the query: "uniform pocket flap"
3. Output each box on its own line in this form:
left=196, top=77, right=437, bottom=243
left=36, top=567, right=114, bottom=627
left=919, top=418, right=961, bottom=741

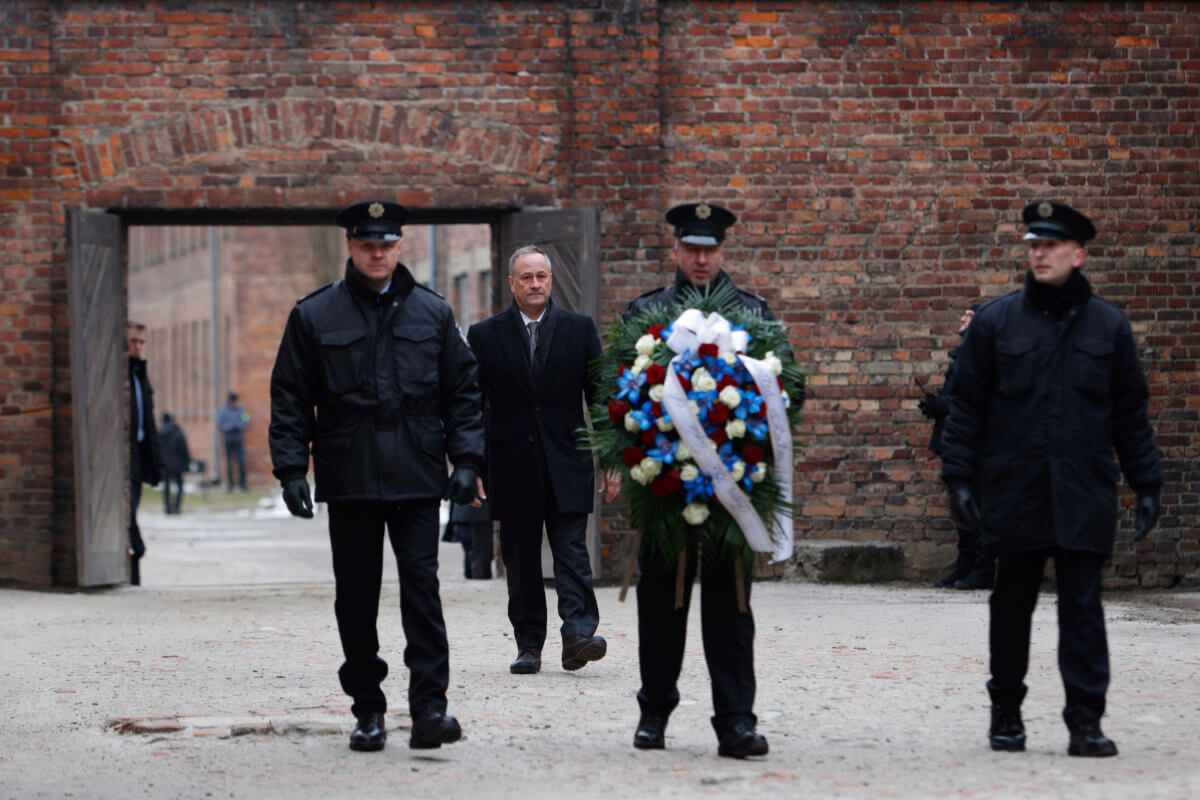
left=1074, top=337, right=1114, bottom=357
left=996, top=336, right=1036, bottom=357
left=393, top=324, right=439, bottom=343
left=319, top=328, right=367, bottom=347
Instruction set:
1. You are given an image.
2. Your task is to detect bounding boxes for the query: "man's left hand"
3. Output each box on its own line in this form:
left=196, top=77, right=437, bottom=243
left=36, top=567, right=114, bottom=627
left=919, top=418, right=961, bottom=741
left=1135, top=493, right=1161, bottom=541
left=446, top=467, right=479, bottom=506
left=598, top=467, right=622, bottom=503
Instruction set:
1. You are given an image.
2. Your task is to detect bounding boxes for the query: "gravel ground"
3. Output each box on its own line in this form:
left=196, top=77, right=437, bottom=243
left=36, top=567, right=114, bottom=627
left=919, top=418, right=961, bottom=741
left=1, top=503, right=1196, bottom=800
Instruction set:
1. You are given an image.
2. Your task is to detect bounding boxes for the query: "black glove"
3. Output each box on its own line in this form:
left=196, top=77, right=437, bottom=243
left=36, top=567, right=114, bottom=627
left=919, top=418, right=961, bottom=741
left=281, top=477, right=314, bottom=519
left=917, top=396, right=934, bottom=418
left=445, top=467, right=478, bottom=506
left=948, top=483, right=981, bottom=533
left=1134, top=492, right=1161, bottom=541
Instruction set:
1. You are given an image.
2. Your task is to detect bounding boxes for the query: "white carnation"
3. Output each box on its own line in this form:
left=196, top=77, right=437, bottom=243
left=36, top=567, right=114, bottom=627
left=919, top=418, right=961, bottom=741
left=726, top=419, right=746, bottom=439
left=630, top=464, right=649, bottom=485
left=750, top=464, right=766, bottom=483
left=649, top=384, right=664, bottom=402
left=675, top=441, right=691, bottom=462
left=639, top=457, right=662, bottom=479
left=719, top=385, right=742, bottom=409
left=632, top=354, right=651, bottom=374
left=730, top=460, right=746, bottom=482
left=680, top=464, right=699, bottom=482
left=635, top=334, right=658, bottom=356
left=624, top=413, right=641, bottom=432
left=721, top=351, right=737, bottom=366
left=682, top=502, right=710, bottom=525
left=764, top=351, right=783, bottom=376
left=655, top=417, right=674, bottom=432
left=692, top=367, right=717, bottom=392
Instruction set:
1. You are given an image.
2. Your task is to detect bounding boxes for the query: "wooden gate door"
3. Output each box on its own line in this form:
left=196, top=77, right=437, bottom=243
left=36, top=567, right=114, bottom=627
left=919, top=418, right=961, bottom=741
left=67, top=210, right=128, bottom=586
left=499, top=208, right=604, bottom=578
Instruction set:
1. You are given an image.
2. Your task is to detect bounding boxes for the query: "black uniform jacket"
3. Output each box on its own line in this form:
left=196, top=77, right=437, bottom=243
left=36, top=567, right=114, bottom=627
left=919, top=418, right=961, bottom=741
left=467, top=299, right=603, bottom=521
left=940, top=273, right=1162, bottom=556
left=924, top=346, right=961, bottom=457
left=129, top=357, right=163, bottom=486
left=624, top=269, right=775, bottom=321
left=268, top=261, right=485, bottom=503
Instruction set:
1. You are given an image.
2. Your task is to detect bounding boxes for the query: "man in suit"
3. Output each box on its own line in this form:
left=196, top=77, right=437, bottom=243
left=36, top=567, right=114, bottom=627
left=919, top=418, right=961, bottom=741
left=467, top=245, right=619, bottom=675
left=127, top=321, right=163, bottom=585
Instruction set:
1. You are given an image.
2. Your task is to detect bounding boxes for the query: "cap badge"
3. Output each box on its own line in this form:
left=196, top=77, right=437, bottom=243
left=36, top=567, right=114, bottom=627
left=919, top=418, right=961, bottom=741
left=368, top=202, right=385, bottom=219
left=1037, top=201, right=1053, bottom=218
left=695, top=202, right=712, bottom=220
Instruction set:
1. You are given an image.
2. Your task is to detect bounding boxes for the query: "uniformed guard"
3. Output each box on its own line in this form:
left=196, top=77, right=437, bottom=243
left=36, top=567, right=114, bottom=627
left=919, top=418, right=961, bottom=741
left=269, top=200, right=485, bottom=752
left=940, top=200, right=1163, bottom=757
left=623, top=202, right=789, bottom=759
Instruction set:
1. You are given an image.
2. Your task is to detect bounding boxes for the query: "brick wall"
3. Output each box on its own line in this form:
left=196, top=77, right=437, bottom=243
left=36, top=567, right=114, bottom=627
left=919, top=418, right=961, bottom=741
left=1, top=1, right=1196, bottom=587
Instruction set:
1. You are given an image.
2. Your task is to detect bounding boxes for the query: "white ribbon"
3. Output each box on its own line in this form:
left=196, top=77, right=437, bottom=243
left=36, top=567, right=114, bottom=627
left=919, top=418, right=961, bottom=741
left=660, top=310, right=794, bottom=563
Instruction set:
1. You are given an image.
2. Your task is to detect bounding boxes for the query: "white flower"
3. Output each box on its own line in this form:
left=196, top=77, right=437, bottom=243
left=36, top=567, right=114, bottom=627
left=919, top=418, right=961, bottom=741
left=688, top=400, right=700, bottom=415
left=721, top=351, right=738, bottom=366
left=655, top=417, right=674, bottom=432
left=636, top=334, right=658, bottom=356
left=675, top=441, right=691, bottom=462
left=630, top=464, right=649, bottom=485
left=781, top=390, right=790, bottom=408
left=632, top=354, right=651, bottom=374
left=730, top=460, right=746, bottom=482
left=639, top=457, right=662, bottom=479
left=680, top=464, right=699, bottom=482
left=682, top=502, right=710, bottom=525
left=649, top=384, right=664, bottom=402
left=692, top=367, right=717, bottom=392
left=719, top=385, right=742, bottom=409
left=624, top=413, right=641, bottom=433
left=764, top=351, right=783, bottom=376
left=726, top=419, right=746, bottom=439
left=750, top=464, right=766, bottom=483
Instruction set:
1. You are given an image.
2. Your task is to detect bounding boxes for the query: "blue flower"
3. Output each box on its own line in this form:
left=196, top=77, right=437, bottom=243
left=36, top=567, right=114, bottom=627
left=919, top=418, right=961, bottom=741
left=684, top=472, right=714, bottom=503
left=646, top=434, right=678, bottom=464
left=746, top=417, right=768, bottom=440
left=617, top=368, right=646, bottom=402
left=629, top=404, right=655, bottom=431
left=735, top=391, right=763, bottom=420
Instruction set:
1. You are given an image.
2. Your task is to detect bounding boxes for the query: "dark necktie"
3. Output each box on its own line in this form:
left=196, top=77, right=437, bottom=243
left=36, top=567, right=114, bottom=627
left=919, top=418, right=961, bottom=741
left=527, top=320, right=539, bottom=364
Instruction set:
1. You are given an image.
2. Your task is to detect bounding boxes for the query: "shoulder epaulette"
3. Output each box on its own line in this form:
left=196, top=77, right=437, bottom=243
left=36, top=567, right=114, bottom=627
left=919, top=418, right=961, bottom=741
left=296, top=282, right=336, bottom=304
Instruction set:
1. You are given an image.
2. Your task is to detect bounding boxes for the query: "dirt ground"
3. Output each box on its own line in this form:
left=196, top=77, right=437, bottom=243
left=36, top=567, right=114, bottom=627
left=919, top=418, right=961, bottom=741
left=1, top=500, right=1196, bottom=799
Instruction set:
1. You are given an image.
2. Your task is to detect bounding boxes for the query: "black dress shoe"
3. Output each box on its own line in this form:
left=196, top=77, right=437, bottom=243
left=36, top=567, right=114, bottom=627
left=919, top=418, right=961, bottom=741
left=633, top=713, right=668, bottom=750
left=410, top=712, right=462, bottom=750
left=510, top=648, right=542, bottom=675
left=562, top=634, right=607, bottom=671
left=989, top=707, right=1026, bottom=752
left=1068, top=722, right=1118, bottom=757
left=348, top=712, right=387, bottom=752
left=717, top=724, right=769, bottom=758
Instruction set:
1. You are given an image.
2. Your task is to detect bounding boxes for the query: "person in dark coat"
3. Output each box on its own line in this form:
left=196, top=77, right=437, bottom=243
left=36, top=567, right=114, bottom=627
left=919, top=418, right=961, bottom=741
left=919, top=305, right=994, bottom=589
left=443, top=497, right=494, bottom=580
left=940, top=201, right=1163, bottom=758
left=623, top=202, right=798, bottom=760
left=127, top=321, right=163, bottom=586
left=156, top=412, right=191, bottom=515
left=467, top=245, right=617, bottom=676
left=269, top=200, right=485, bottom=754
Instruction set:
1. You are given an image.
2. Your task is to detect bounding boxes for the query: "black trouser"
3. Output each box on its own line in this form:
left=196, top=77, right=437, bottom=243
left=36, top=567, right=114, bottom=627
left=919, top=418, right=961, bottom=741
left=636, top=543, right=757, bottom=738
left=499, top=507, right=599, bottom=651
left=224, top=440, right=246, bottom=489
left=129, top=478, right=145, bottom=585
left=988, top=549, right=1109, bottom=728
left=328, top=499, right=449, bottom=719
left=468, top=523, right=493, bottom=579
left=162, top=471, right=184, bottom=514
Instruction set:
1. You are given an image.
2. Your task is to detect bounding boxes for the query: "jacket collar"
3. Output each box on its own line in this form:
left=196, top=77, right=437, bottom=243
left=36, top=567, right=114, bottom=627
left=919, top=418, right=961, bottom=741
left=344, top=259, right=416, bottom=304
left=1024, top=269, right=1092, bottom=320
left=674, top=268, right=734, bottom=297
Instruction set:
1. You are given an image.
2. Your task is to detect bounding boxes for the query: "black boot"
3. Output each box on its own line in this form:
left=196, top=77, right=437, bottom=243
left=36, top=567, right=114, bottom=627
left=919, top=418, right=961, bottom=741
left=349, top=711, right=387, bottom=752
left=1068, top=720, right=1118, bottom=757
left=935, top=550, right=974, bottom=588
left=989, top=707, right=1026, bottom=752
left=410, top=712, right=462, bottom=749
left=633, top=712, right=668, bottom=750
left=717, top=724, right=769, bottom=758
left=956, top=552, right=995, bottom=590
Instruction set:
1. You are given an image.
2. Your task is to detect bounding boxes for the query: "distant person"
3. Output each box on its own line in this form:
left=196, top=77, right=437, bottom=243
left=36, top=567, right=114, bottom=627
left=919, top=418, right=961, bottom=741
left=127, top=321, right=163, bottom=586
left=157, top=412, right=191, bottom=515
left=216, top=392, right=249, bottom=492
left=443, top=498, right=494, bottom=580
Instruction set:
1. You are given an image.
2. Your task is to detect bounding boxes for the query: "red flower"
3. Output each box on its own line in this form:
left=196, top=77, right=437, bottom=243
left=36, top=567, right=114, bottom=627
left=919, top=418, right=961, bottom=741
left=707, top=404, right=729, bottom=425
left=677, top=373, right=691, bottom=391
left=710, top=428, right=728, bottom=446
left=644, top=363, right=665, bottom=385
left=622, top=447, right=645, bottom=467
left=717, top=375, right=739, bottom=391
left=699, top=343, right=719, bottom=358
left=647, top=324, right=666, bottom=339
left=777, top=376, right=784, bottom=390
left=651, top=401, right=663, bottom=417
left=641, top=428, right=658, bottom=445
left=742, top=444, right=765, bottom=464
left=608, top=399, right=631, bottom=423
left=650, top=470, right=682, bottom=497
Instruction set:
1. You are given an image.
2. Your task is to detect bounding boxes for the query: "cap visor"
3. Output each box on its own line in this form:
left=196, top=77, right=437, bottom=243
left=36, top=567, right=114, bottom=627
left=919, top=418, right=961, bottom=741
left=1023, top=231, right=1064, bottom=241
left=679, top=234, right=720, bottom=246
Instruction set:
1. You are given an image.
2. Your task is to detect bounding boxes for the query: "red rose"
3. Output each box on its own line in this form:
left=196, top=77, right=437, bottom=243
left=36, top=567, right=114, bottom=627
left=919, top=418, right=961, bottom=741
left=647, top=324, right=666, bottom=340
left=651, top=401, right=663, bottom=417
left=707, top=404, right=729, bottom=425
left=622, top=447, right=645, bottom=467
left=718, top=375, right=738, bottom=391
left=641, top=428, right=658, bottom=445
left=608, top=399, right=631, bottom=423
left=710, top=428, right=728, bottom=446
left=754, top=404, right=767, bottom=419
left=742, top=444, right=765, bottom=464
left=644, top=363, right=666, bottom=385
left=699, top=343, right=719, bottom=358
left=650, top=470, right=682, bottom=497
left=677, top=373, right=691, bottom=391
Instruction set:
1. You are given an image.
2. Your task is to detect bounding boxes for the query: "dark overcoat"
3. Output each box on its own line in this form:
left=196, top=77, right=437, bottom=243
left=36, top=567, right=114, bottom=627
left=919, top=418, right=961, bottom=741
left=940, top=275, right=1162, bottom=556
left=268, top=262, right=485, bottom=503
left=467, top=299, right=603, bottom=521
left=157, top=421, right=191, bottom=475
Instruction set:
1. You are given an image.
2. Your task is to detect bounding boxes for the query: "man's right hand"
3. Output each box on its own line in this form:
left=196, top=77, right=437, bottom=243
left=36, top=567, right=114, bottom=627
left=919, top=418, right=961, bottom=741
left=282, top=477, right=314, bottom=519
left=948, top=483, right=981, bottom=533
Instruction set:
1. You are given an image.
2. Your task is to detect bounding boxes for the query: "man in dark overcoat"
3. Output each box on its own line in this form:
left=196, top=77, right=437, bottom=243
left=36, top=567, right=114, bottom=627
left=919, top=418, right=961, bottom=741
left=940, top=201, right=1163, bottom=758
left=623, top=202, right=799, bottom=760
left=156, top=412, right=191, bottom=515
left=269, top=200, right=485, bottom=753
left=127, top=321, right=163, bottom=586
left=467, top=245, right=617, bottom=675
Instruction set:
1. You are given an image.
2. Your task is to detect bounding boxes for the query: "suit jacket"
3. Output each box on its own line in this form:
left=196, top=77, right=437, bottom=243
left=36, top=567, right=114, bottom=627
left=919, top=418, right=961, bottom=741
left=467, top=299, right=603, bottom=521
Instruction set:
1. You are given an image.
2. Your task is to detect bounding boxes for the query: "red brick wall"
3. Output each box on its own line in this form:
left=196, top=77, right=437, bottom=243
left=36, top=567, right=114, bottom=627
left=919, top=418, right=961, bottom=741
left=1, top=2, right=1196, bottom=587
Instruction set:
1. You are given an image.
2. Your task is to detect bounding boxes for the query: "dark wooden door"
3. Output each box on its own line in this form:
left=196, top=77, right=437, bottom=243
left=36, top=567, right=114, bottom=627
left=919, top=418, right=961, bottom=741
left=499, top=208, right=604, bottom=578
left=67, top=210, right=129, bottom=586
